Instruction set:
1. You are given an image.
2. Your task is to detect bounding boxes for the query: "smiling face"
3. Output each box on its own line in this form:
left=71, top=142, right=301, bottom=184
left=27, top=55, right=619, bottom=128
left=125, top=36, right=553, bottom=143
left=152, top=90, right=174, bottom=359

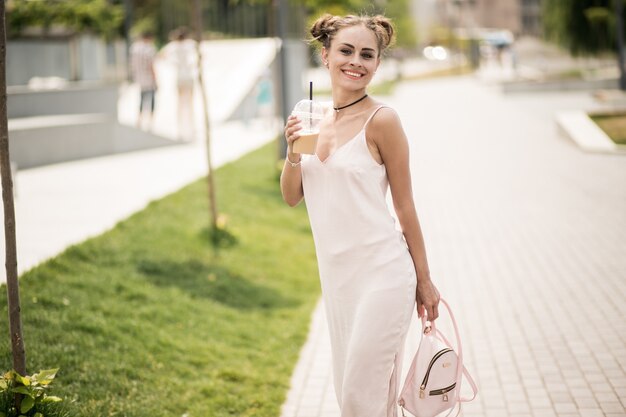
left=321, top=24, right=381, bottom=93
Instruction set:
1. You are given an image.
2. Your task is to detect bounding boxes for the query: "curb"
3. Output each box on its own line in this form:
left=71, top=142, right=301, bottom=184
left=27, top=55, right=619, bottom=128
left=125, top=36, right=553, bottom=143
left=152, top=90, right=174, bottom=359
left=555, top=110, right=626, bottom=154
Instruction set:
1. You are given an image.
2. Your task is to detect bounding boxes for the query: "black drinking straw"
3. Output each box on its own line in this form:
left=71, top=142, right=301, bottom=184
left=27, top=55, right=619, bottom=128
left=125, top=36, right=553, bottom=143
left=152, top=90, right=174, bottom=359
left=309, top=81, right=313, bottom=129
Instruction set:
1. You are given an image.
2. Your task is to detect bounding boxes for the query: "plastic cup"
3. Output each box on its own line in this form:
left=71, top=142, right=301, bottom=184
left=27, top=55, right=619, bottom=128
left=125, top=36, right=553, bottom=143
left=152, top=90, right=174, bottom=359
left=291, top=99, right=325, bottom=154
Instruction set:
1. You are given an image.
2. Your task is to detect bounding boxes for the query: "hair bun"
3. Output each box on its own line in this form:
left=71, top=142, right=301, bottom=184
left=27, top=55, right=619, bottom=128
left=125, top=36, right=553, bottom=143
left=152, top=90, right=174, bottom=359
left=310, top=13, right=339, bottom=46
left=370, top=15, right=395, bottom=50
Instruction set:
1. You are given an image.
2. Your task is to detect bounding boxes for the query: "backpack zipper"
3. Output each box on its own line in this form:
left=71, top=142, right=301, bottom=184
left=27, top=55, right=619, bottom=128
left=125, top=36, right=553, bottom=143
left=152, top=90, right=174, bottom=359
left=419, top=348, right=454, bottom=398
left=430, top=382, right=457, bottom=401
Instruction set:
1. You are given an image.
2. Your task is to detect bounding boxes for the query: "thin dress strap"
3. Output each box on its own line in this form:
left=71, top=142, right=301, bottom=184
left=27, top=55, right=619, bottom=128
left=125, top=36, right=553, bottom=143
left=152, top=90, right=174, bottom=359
left=363, top=105, right=389, bottom=129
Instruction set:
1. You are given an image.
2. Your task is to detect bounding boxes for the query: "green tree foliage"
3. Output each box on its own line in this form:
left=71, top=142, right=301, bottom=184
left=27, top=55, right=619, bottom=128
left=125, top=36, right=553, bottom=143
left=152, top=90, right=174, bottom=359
left=6, top=0, right=124, bottom=39
left=384, top=0, right=417, bottom=49
left=132, top=0, right=416, bottom=47
left=543, top=0, right=625, bottom=55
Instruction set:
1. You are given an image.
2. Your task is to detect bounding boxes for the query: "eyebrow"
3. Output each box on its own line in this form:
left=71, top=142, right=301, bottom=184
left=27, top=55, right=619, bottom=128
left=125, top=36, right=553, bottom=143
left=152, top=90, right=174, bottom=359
left=340, top=43, right=376, bottom=52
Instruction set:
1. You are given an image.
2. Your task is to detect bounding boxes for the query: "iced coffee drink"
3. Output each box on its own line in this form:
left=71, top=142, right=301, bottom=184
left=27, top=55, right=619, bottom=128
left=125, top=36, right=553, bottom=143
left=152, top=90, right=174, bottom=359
left=291, top=100, right=324, bottom=155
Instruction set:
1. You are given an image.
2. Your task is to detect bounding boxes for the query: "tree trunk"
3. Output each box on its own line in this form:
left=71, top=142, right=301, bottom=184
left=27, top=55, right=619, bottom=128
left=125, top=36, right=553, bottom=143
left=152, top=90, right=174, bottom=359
left=192, top=0, right=219, bottom=235
left=0, top=0, right=26, bottom=376
left=616, top=0, right=626, bottom=90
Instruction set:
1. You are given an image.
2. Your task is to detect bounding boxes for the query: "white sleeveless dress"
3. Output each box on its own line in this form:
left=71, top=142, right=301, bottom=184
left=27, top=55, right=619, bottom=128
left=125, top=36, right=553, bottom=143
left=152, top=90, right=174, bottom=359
left=301, top=106, right=417, bottom=417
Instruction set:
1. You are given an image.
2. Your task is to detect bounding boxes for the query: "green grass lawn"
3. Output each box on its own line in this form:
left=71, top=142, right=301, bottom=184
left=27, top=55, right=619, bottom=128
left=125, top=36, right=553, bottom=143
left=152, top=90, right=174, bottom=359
left=590, top=113, right=626, bottom=145
left=0, top=143, right=320, bottom=416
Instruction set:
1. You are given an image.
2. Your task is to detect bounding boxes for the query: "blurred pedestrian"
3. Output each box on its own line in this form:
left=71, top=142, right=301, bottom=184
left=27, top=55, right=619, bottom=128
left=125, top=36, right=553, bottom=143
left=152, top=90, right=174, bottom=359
left=130, top=31, right=158, bottom=129
left=159, top=27, right=198, bottom=140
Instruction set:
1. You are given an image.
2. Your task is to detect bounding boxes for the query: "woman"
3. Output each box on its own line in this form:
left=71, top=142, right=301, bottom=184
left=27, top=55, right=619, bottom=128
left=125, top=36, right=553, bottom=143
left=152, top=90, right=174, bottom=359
left=280, top=14, right=441, bottom=417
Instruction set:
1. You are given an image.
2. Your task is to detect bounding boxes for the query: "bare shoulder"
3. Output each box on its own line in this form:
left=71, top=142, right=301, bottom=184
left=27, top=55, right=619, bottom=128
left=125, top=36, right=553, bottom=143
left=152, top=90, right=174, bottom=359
left=367, top=106, right=405, bottom=144
left=370, top=105, right=401, bottom=129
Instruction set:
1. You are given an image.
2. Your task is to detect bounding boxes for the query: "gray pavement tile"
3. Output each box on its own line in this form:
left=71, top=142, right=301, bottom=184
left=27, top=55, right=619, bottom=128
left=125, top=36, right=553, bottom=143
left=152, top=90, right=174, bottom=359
left=555, top=403, right=580, bottom=413
left=575, top=398, right=601, bottom=409
left=578, top=410, right=605, bottom=417
left=533, top=411, right=559, bottom=417
left=599, top=402, right=626, bottom=413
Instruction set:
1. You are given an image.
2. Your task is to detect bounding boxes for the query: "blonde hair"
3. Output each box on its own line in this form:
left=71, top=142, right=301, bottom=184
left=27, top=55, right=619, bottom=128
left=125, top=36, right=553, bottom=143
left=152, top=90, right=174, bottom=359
left=310, top=14, right=395, bottom=56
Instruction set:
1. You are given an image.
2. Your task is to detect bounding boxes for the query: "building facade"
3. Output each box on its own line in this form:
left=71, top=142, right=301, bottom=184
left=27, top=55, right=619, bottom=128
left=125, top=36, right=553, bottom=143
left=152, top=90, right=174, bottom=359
left=465, top=0, right=542, bottom=36
left=412, top=0, right=543, bottom=44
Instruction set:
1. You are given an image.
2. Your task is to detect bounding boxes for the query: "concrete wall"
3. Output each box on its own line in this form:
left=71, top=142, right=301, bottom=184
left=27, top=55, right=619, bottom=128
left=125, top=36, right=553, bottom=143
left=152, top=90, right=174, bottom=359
left=7, top=83, right=118, bottom=118
left=8, top=114, right=179, bottom=169
left=6, top=35, right=127, bottom=86
left=502, top=78, right=619, bottom=94
left=6, top=38, right=72, bottom=85
left=7, top=82, right=181, bottom=170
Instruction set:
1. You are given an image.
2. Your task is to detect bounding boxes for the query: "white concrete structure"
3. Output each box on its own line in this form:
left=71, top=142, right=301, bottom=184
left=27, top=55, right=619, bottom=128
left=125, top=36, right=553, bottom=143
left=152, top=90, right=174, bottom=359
left=556, top=111, right=626, bottom=154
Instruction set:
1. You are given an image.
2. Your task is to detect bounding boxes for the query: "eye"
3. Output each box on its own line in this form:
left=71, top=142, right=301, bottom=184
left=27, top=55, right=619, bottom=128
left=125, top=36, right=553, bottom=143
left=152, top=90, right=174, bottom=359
left=361, top=53, right=374, bottom=59
left=340, top=48, right=352, bottom=55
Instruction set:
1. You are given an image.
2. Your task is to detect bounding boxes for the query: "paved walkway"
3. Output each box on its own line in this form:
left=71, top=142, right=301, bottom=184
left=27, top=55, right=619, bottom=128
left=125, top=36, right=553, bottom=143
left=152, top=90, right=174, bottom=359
left=280, top=76, right=626, bottom=417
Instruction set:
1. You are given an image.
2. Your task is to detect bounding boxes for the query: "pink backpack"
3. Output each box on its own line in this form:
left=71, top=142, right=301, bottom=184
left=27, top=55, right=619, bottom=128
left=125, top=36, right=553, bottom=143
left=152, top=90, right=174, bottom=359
left=398, top=298, right=478, bottom=417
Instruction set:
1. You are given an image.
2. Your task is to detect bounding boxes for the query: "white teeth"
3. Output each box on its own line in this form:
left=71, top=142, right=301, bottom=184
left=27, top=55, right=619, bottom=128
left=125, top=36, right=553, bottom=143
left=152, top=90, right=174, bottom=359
left=344, top=71, right=363, bottom=78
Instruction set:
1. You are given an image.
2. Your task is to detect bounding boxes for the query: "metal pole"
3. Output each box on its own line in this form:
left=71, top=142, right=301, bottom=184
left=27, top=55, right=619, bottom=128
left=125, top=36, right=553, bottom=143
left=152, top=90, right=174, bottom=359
left=275, top=0, right=289, bottom=159
left=616, top=0, right=626, bottom=90
left=123, top=0, right=133, bottom=81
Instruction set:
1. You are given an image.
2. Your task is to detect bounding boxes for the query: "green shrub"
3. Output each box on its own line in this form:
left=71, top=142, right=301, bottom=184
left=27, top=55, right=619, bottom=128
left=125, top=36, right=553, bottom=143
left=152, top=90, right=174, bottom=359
left=0, top=369, right=68, bottom=417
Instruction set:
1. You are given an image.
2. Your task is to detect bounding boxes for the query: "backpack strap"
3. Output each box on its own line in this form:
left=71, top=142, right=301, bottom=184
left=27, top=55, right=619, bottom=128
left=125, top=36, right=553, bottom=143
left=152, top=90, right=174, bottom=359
left=421, top=298, right=478, bottom=402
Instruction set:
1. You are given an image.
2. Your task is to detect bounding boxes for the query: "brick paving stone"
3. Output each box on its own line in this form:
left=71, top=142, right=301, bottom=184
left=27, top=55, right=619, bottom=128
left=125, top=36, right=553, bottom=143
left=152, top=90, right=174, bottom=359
left=592, top=384, right=617, bottom=395
left=599, top=402, right=625, bottom=414
left=578, top=410, right=606, bottom=417
left=595, top=392, right=620, bottom=402
left=530, top=397, right=555, bottom=408
left=533, top=410, right=559, bottom=417
left=485, top=409, right=509, bottom=417
left=509, top=402, right=533, bottom=413
left=575, top=398, right=601, bottom=409
left=571, top=388, right=596, bottom=399
left=555, top=403, right=579, bottom=413
left=550, top=392, right=574, bottom=403
left=586, top=374, right=610, bottom=384
left=279, top=77, right=626, bottom=417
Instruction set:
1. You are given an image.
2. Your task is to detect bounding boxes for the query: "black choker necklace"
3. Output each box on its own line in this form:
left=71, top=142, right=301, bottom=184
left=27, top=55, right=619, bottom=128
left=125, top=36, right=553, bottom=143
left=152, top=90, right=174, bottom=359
left=333, top=94, right=368, bottom=112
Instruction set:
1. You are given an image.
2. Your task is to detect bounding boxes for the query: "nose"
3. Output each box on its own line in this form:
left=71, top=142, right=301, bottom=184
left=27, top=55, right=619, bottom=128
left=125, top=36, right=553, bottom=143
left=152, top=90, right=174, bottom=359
left=349, top=54, right=363, bottom=67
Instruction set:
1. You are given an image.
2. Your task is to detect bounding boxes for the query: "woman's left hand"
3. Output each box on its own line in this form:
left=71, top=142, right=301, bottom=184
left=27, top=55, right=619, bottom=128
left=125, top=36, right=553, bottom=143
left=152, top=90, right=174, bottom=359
left=416, top=278, right=440, bottom=321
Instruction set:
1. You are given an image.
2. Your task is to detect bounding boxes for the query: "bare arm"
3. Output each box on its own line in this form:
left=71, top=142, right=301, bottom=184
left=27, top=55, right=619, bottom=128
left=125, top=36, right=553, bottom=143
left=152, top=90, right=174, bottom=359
left=368, top=108, right=441, bottom=320
left=280, top=115, right=305, bottom=207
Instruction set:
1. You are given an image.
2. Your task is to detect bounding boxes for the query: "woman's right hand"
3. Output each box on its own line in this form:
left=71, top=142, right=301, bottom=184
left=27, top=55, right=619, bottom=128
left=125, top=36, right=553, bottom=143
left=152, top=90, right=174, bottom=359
left=284, top=115, right=302, bottom=157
